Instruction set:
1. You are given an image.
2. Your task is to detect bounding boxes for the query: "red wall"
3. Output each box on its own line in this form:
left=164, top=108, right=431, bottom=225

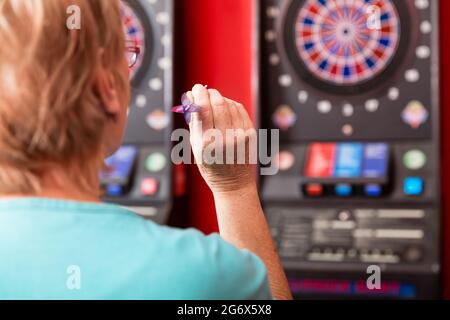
left=177, top=0, right=256, bottom=234
left=440, top=0, right=450, bottom=299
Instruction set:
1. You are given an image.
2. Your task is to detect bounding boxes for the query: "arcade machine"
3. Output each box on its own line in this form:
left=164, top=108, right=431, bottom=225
left=260, top=0, right=440, bottom=298
left=100, top=0, right=174, bottom=224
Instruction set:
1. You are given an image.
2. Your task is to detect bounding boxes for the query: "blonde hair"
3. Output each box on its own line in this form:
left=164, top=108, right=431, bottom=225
left=0, top=0, right=128, bottom=194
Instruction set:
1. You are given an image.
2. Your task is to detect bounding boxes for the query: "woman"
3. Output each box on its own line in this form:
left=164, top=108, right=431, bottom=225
left=0, top=0, right=291, bottom=300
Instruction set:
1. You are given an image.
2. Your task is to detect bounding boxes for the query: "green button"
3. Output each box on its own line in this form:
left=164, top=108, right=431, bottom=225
left=403, top=150, right=427, bottom=170
left=146, top=153, right=167, bottom=173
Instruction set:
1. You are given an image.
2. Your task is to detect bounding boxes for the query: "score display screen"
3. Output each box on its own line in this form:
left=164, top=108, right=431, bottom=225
left=100, top=145, right=138, bottom=187
left=304, top=142, right=389, bottom=181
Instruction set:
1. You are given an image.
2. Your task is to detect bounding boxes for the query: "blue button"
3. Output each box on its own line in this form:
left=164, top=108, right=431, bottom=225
left=404, top=177, right=424, bottom=196
left=106, top=184, right=123, bottom=197
left=335, top=184, right=352, bottom=197
left=365, top=184, right=382, bottom=197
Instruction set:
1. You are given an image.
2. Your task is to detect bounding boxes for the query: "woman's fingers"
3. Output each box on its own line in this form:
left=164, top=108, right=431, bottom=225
left=191, top=84, right=214, bottom=130
left=208, top=89, right=232, bottom=133
left=189, top=85, right=250, bottom=132
left=186, top=86, right=257, bottom=192
left=235, top=102, right=254, bottom=131
left=225, top=98, right=244, bottom=130
left=186, top=90, right=194, bottom=102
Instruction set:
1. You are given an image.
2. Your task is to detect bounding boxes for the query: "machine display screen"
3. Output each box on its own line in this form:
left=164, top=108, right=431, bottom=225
left=100, top=145, right=138, bottom=187
left=304, top=142, right=389, bottom=180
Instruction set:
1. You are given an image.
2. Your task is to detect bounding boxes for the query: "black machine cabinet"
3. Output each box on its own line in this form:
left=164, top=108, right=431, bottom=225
left=260, top=0, right=440, bottom=298
left=101, top=0, right=173, bottom=224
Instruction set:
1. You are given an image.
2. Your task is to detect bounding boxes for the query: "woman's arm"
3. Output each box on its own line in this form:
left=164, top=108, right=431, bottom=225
left=188, top=84, right=292, bottom=300
left=213, top=185, right=292, bottom=300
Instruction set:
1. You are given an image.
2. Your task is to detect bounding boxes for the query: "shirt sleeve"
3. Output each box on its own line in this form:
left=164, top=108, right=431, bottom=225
left=197, top=233, right=273, bottom=300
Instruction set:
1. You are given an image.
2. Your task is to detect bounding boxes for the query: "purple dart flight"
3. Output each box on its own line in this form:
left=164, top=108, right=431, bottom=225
left=172, top=93, right=201, bottom=123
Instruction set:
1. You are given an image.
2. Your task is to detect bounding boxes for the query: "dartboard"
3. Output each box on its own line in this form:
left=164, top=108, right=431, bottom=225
left=121, top=1, right=146, bottom=79
left=294, top=0, right=401, bottom=86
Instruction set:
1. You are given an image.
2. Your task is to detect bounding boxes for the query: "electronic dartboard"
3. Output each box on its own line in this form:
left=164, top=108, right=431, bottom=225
left=260, top=0, right=441, bottom=299
left=100, top=0, right=174, bottom=224
left=122, top=1, right=150, bottom=81
left=287, top=0, right=406, bottom=93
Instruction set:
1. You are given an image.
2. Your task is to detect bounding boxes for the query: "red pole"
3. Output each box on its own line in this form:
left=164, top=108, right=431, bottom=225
left=177, top=0, right=256, bottom=234
left=440, top=0, right=450, bottom=299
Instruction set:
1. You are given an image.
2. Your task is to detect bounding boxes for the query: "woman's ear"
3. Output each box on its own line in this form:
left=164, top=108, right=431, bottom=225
left=94, top=67, right=121, bottom=118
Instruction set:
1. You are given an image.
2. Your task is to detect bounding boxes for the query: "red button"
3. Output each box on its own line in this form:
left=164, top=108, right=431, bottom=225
left=141, top=178, right=159, bottom=196
left=306, top=184, right=323, bottom=197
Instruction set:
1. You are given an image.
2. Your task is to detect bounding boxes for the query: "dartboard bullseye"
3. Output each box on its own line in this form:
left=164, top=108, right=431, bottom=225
left=293, top=0, right=401, bottom=86
left=122, top=2, right=146, bottom=79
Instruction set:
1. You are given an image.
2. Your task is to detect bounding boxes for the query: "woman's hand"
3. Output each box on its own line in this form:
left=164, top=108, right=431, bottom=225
left=186, top=84, right=293, bottom=300
left=187, top=84, right=257, bottom=195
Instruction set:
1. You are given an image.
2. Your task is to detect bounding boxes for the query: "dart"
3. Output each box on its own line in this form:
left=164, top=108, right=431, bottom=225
left=172, top=93, right=201, bottom=123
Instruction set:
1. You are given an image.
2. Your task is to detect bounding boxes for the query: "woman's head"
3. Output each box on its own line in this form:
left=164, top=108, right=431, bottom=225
left=0, top=0, right=130, bottom=195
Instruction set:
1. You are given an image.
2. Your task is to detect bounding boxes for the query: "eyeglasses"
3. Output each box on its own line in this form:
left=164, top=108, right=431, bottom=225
left=126, top=45, right=141, bottom=68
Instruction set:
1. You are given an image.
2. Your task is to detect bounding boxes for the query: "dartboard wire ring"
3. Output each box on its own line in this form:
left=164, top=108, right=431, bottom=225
left=283, top=0, right=411, bottom=96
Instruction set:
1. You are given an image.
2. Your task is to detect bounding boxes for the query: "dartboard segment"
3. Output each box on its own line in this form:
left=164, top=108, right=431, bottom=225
left=295, top=0, right=400, bottom=86
left=121, top=2, right=146, bottom=79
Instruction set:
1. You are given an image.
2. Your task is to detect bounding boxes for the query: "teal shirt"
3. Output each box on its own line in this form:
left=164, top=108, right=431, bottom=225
left=0, top=198, right=271, bottom=300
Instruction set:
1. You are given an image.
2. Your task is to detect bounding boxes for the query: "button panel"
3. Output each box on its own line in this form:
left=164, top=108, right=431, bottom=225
left=302, top=142, right=389, bottom=198
left=267, top=207, right=429, bottom=265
